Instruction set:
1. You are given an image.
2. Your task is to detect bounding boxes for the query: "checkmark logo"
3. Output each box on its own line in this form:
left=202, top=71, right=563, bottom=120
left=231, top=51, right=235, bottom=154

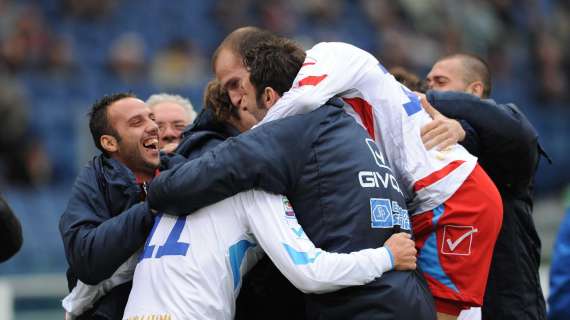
left=447, top=228, right=478, bottom=251
left=441, top=225, right=477, bottom=255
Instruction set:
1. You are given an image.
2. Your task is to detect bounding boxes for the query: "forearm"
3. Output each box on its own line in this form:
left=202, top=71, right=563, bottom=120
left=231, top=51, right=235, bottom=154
left=428, top=91, right=538, bottom=167
left=457, top=120, right=481, bottom=156
left=275, top=246, right=393, bottom=294
left=427, top=91, right=535, bottom=146
left=244, top=191, right=392, bottom=294
left=148, top=130, right=295, bottom=215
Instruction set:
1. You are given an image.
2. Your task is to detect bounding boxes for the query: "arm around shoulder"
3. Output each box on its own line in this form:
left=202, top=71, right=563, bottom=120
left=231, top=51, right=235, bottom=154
left=60, top=168, right=153, bottom=284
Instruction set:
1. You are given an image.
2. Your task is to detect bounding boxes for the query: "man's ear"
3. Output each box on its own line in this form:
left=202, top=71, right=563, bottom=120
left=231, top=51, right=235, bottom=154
left=100, top=135, right=119, bottom=153
left=467, top=81, right=484, bottom=98
left=263, top=87, right=280, bottom=109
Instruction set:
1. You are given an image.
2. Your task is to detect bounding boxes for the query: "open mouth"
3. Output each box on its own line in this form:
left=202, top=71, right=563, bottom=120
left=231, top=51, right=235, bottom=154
left=142, top=137, right=159, bottom=151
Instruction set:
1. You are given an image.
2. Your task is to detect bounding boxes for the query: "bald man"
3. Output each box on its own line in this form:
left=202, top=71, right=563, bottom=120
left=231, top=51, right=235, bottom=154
left=425, top=53, right=548, bottom=320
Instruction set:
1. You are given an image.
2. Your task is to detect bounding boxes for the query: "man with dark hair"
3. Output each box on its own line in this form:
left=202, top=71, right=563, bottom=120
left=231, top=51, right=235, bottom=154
left=0, top=194, right=23, bottom=263
left=59, top=93, right=160, bottom=319
left=148, top=28, right=436, bottom=320
left=424, top=54, right=548, bottom=320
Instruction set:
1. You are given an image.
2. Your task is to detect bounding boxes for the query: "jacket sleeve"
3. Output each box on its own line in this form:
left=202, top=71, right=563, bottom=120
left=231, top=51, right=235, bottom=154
left=427, top=91, right=539, bottom=181
left=240, top=191, right=392, bottom=294
left=59, top=167, right=154, bottom=285
left=548, top=208, right=570, bottom=320
left=457, top=119, right=480, bottom=156
left=148, top=118, right=314, bottom=216
left=0, top=195, right=23, bottom=262
left=62, top=252, right=138, bottom=317
left=260, top=42, right=379, bottom=125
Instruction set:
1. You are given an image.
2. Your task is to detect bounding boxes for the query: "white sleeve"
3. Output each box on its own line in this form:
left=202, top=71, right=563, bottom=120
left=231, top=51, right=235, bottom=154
left=238, top=190, right=393, bottom=294
left=258, top=42, right=379, bottom=125
left=62, top=252, right=138, bottom=318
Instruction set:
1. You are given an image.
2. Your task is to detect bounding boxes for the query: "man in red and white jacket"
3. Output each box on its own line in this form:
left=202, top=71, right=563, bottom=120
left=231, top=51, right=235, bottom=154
left=260, top=41, right=503, bottom=319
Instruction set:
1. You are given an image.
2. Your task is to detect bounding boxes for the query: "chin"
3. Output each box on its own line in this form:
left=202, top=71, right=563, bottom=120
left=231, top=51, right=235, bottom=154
left=143, top=157, right=160, bottom=170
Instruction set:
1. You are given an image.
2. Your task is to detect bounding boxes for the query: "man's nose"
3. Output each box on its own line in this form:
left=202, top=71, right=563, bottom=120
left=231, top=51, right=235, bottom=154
left=146, top=121, right=159, bottom=134
left=162, top=125, right=178, bottom=139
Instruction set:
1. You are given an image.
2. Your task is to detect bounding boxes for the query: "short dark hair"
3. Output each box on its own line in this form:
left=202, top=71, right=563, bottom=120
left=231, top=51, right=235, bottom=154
left=203, top=79, right=239, bottom=122
left=88, top=92, right=135, bottom=154
left=243, top=37, right=306, bottom=102
left=440, top=53, right=492, bottom=98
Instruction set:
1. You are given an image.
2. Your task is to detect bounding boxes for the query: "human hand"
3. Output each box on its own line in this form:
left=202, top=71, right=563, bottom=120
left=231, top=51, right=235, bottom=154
left=417, top=93, right=465, bottom=150
left=383, top=232, right=417, bottom=271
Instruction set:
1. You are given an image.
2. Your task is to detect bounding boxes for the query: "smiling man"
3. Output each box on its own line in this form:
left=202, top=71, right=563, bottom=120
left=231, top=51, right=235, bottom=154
left=146, top=93, right=197, bottom=153
left=59, top=93, right=160, bottom=319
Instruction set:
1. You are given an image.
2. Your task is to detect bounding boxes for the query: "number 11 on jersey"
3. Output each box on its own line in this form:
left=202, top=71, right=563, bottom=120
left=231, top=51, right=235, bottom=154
left=140, top=214, right=190, bottom=261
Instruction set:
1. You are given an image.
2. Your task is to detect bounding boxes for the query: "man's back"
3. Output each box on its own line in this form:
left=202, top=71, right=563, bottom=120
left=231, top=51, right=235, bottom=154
left=123, top=194, right=263, bottom=320
left=282, top=104, right=433, bottom=319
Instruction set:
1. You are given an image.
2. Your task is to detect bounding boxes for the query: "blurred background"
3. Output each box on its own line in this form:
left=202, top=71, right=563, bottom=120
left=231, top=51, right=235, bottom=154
left=0, top=0, right=568, bottom=318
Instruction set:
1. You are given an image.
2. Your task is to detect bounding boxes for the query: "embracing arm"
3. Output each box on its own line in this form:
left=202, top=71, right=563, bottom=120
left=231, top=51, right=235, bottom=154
left=260, top=42, right=379, bottom=125
left=427, top=91, right=539, bottom=178
left=59, top=169, right=153, bottom=285
left=241, top=191, right=415, bottom=294
left=148, top=118, right=313, bottom=215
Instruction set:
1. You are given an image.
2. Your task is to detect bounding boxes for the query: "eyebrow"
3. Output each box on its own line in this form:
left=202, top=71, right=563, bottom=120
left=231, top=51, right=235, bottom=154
left=432, top=75, right=449, bottom=82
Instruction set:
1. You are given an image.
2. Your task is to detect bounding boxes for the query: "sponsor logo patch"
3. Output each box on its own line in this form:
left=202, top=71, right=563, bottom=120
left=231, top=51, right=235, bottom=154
left=282, top=197, right=295, bottom=219
left=370, top=198, right=410, bottom=230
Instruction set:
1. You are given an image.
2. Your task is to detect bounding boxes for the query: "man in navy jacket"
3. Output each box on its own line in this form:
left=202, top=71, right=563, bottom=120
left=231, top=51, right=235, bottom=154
left=426, top=54, right=547, bottom=320
left=59, top=93, right=160, bottom=319
left=149, top=29, right=435, bottom=320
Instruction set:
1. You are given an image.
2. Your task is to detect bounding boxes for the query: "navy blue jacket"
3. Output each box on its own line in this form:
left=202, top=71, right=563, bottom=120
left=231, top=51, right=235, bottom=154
left=427, top=91, right=547, bottom=320
left=175, top=108, right=240, bottom=159
left=59, top=155, right=154, bottom=319
left=149, top=102, right=435, bottom=319
left=168, top=107, right=306, bottom=320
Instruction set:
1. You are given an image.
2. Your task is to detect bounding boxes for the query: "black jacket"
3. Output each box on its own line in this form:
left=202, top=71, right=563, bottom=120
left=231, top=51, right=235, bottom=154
left=59, top=155, right=154, bottom=319
left=175, top=108, right=239, bottom=159
left=427, top=91, right=547, bottom=320
left=149, top=103, right=435, bottom=319
left=0, top=194, right=23, bottom=263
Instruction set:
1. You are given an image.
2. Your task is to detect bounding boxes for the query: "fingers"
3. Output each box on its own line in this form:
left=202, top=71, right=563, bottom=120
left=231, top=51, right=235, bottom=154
left=420, top=119, right=438, bottom=137
left=424, top=131, right=449, bottom=150
left=436, top=138, right=456, bottom=151
left=417, top=94, right=440, bottom=119
left=422, top=121, right=448, bottom=149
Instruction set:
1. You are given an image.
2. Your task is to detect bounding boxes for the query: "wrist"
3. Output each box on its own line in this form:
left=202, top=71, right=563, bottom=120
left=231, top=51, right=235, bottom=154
left=383, top=246, right=395, bottom=270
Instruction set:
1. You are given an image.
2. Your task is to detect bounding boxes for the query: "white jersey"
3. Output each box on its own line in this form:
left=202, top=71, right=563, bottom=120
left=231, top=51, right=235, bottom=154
left=61, top=190, right=392, bottom=320
left=260, top=42, right=477, bottom=214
